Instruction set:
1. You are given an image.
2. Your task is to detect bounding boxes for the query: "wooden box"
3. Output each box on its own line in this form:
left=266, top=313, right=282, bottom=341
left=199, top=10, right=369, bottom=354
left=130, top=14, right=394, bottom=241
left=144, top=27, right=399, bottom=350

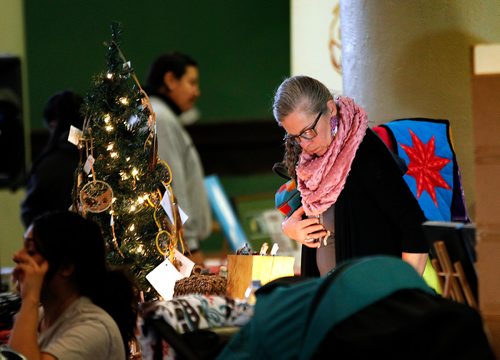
left=226, top=255, right=295, bottom=299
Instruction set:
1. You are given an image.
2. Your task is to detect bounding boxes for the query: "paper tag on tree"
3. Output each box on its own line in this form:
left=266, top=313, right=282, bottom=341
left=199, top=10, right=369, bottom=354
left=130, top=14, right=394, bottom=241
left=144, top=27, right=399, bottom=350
left=83, top=155, right=95, bottom=174
left=161, top=187, right=188, bottom=225
left=173, top=248, right=195, bottom=277
left=68, top=125, right=83, bottom=146
left=146, top=258, right=184, bottom=301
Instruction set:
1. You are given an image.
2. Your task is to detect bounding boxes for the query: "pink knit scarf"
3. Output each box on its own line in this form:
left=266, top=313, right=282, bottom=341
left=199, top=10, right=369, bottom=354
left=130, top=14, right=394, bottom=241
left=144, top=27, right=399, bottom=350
left=296, top=96, right=368, bottom=216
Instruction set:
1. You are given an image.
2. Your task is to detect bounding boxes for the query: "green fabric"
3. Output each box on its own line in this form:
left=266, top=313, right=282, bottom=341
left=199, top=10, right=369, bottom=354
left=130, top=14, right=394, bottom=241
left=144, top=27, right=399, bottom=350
left=423, top=257, right=443, bottom=295
left=218, top=278, right=324, bottom=359
left=218, top=256, right=435, bottom=360
left=299, top=256, right=434, bottom=359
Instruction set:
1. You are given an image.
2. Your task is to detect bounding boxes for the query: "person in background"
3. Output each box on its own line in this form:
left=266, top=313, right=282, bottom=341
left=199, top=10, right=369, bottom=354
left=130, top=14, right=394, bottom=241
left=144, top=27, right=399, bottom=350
left=8, top=210, right=138, bottom=359
left=144, top=52, right=212, bottom=265
left=273, top=75, right=429, bottom=277
left=20, top=90, right=84, bottom=228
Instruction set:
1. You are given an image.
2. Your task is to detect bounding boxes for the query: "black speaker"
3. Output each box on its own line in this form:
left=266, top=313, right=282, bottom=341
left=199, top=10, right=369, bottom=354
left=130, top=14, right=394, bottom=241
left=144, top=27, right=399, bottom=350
left=0, top=55, right=25, bottom=190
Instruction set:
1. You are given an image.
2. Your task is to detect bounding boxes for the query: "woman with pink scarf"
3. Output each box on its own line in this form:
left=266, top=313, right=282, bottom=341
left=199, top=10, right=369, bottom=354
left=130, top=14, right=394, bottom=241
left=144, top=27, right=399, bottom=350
left=273, top=76, right=428, bottom=277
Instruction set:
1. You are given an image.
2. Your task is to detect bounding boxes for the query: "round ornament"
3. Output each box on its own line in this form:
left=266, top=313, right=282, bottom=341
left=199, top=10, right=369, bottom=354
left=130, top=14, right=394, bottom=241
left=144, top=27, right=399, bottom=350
left=80, top=180, right=113, bottom=213
left=155, top=229, right=171, bottom=257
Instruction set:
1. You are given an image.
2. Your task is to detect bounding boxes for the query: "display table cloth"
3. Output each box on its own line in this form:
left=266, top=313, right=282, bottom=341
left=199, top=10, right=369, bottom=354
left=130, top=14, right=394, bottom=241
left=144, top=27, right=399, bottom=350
left=138, top=294, right=253, bottom=360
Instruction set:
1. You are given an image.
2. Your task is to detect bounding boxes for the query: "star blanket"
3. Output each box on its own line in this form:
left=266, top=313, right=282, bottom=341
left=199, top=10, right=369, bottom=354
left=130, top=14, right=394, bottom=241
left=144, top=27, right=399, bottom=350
left=378, top=118, right=469, bottom=222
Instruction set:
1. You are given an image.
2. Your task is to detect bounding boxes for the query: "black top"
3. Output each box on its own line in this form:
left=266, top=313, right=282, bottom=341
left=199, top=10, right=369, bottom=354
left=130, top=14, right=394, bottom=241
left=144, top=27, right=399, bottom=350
left=302, top=129, right=429, bottom=277
left=20, top=131, right=79, bottom=228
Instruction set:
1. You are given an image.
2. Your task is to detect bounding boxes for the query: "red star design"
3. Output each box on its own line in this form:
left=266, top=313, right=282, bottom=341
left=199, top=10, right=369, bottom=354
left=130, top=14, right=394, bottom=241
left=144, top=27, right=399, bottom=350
left=399, top=129, right=451, bottom=206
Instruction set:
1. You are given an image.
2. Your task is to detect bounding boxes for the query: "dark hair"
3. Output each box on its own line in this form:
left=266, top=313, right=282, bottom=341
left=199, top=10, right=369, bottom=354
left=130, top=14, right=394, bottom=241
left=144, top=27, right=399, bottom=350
left=144, top=51, right=198, bottom=94
left=31, top=210, right=138, bottom=354
left=43, top=90, right=84, bottom=150
left=272, top=76, right=333, bottom=179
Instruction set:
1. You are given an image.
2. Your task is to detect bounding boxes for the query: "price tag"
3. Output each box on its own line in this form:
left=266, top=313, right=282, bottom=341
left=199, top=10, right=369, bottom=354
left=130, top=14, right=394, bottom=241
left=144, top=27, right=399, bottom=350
left=83, top=155, right=95, bottom=174
left=173, top=248, right=195, bottom=277
left=146, top=258, right=183, bottom=301
left=68, top=125, right=83, bottom=145
left=161, top=187, right=188, bottom=225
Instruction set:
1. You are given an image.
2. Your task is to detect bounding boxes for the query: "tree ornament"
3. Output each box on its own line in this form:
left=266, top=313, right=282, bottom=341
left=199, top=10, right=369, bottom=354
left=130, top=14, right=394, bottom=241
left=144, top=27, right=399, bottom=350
left=80, top=180, right=113, bottom=213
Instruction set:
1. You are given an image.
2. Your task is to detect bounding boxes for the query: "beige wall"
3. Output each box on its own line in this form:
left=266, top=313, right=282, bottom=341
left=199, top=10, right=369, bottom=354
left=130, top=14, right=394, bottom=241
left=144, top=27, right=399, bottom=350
left=340, top=0, right=500, bottom=221
left=471, top=45, right=500, bottom=355
left=0, top=0, right=28, bottom=271
left=340, top=0, right=500, bottom=352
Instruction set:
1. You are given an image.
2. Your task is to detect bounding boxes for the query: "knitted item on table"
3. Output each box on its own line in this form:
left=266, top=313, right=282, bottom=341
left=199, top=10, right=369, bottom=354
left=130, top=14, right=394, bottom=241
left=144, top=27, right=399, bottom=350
left=173, top=266, right=227, bottom=297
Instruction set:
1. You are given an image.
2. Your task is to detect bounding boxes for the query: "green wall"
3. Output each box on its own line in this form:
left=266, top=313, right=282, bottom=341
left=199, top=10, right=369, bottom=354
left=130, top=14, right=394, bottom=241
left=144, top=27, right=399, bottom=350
left=25, top=0, right=290, bottom=128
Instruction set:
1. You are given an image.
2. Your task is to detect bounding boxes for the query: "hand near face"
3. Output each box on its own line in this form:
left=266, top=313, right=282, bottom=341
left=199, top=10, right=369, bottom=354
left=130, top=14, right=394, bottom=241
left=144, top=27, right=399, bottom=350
left=281, top=207, right=327, bottom=248
left=12, top=251, right=48, bottom=303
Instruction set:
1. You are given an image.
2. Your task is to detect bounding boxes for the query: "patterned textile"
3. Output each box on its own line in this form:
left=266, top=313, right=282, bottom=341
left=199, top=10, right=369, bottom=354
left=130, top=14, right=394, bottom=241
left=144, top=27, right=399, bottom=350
left=378, top=119, right=469, bottom=222
left=138, top=294, right=253, bottom=360
left=275, top=178, right=302, bottom=218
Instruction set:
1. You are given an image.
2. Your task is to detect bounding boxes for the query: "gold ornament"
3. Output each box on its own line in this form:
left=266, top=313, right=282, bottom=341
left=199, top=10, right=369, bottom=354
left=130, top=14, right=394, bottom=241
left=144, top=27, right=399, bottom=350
left=155, top=229, right=171, bottom=257
left=80, top=180, right=113, bottom=213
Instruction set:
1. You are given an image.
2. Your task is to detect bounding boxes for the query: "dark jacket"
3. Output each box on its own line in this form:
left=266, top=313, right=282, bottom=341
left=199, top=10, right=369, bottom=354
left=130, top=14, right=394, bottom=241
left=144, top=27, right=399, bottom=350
left=20, top=131, right=79, bottom=227
left=302, top=129, right=429, bottom=276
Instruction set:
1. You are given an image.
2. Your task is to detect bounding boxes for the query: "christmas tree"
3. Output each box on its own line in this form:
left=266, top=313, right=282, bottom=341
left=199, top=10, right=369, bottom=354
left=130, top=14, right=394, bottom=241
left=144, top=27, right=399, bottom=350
left=74, top=23, right=185, bottom=300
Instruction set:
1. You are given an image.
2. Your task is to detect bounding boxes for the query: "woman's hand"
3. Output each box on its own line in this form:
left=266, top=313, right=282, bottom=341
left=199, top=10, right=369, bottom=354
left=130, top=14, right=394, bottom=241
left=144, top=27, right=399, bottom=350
left=12, top=251, right=48, bottom=303
left=9, top=252, right=50, bottom=360
left=282, top=207, right=328, bottom=248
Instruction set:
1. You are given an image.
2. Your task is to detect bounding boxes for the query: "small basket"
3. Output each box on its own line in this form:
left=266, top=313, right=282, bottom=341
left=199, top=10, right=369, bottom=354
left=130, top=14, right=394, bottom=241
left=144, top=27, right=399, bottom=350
left=173, top=266, right=227, bottom=297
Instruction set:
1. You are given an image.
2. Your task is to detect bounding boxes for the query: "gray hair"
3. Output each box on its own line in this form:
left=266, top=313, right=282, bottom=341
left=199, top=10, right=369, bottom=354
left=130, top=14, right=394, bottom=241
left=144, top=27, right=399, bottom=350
left=272, top=75, right=333, bottom=124
left=272, top=76, right=334, bottom=179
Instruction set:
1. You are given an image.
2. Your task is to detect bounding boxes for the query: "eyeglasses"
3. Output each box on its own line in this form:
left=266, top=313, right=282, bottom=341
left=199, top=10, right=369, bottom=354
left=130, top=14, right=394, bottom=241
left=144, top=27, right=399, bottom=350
left=284, top=111, right=322, bottom=144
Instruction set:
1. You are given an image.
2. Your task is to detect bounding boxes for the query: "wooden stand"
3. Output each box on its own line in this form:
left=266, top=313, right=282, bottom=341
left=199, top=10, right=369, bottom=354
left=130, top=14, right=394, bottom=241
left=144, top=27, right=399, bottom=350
left=226, top=255, right=295, bottom=299
left=431, top=240, right=477, bottom=309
